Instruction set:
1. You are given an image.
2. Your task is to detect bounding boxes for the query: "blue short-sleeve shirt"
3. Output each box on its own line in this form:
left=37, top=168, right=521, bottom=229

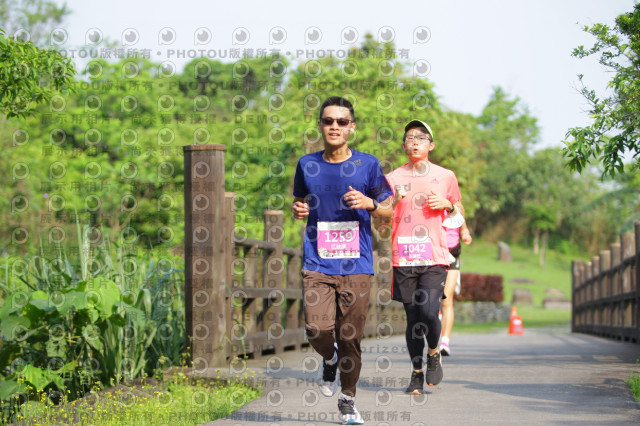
left=293, top=149, right=393, bottom=275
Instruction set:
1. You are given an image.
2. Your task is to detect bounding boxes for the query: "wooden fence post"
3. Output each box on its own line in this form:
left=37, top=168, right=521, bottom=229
left=264, top=210, right=284, bottom=354
left=285, top=251, right=302, bottom=350
left=599, top=251, right=611, bottom=334
left=224, top=192, right=236, bottom=360
left=621, top=233, right=635, bottom=337
left=571, top=222, right=640, bottom=343
left=585, top=261, right=593, bottom=326
left=611, top=243, right=622, bottom=336
left=580, top=261, right=588, bottom=329
left=184, top=144, right=227, bottom=368
left=591, top=257, right=600, bottom=326
left=591, top=257, right=600, bottom=300
left=571, top=261, right=579, bottom=333
left=636, top=222, right=640, bottom=343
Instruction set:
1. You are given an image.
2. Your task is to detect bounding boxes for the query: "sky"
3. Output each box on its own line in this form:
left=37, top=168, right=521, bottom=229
left=50, top=0, right=636, bottom=150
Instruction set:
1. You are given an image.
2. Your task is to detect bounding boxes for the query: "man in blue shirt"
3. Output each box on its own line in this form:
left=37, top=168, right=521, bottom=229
left=292, top=96, right=393, bottom=425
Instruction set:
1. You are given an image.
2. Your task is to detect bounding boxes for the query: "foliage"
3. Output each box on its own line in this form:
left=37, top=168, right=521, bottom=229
left=0, top=228, right=185, bottom=422
left=0, top=28, right=76, bottom=118
left=471, top=87, right=539, bottom=235
left=564, top=4, right=640, bottom=177
left=579, top=169, right=640, bottom=235
left=0, top=54, right=283, bottom=254
left=0, top=32, right=627, bottom=263
left=6, top=373, right=260, bottom=425
left=429, top=109, right=483, bottom=217
left=455, top=273, right=504, bottom=302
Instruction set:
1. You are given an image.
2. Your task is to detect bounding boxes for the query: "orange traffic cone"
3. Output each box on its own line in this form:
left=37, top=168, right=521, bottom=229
left=508, top=306, right=524, bottom=335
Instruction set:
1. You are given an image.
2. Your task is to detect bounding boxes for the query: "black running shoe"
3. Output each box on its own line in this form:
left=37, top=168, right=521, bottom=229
left=426, top=351, right=443, bottom=386
left=405, top=370, right=424, bottom=394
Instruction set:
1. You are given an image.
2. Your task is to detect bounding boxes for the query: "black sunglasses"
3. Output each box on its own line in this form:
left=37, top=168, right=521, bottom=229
left=320, top=117, right=353, bottom=127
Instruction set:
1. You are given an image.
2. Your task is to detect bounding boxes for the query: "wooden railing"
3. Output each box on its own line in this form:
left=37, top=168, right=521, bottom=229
left=184, top=145, right=406, bottom=369
left=571, top=222, right=640, bottom=343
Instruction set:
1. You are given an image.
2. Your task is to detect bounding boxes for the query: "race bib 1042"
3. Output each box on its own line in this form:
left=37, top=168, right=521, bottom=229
left=317, top=221, right=360, bottom=259
left=397, top=235, right=433, bottom=266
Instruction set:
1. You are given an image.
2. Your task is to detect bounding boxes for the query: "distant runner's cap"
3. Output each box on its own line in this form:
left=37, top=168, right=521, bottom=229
left=404, top=119, right=434, bottom=140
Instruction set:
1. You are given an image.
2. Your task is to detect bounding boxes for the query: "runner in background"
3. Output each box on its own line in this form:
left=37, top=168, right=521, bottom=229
left=440, top=214, right=473, bottom=356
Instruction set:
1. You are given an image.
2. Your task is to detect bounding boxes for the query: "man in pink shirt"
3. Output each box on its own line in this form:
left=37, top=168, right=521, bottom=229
left=385, top=119, right=462, bottom=394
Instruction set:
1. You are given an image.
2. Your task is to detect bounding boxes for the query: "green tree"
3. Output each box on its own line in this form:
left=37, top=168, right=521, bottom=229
left=0, top=54, right=284, bottom=254
left=471, top=87, right=539, bottom=236
left=579, top=168, right=640, bottom=235
left=564, top=4, right=640, bottom=177
left=0, top=29, right=76, bottom=117
left=521, top=149, right=568, bottom=266
left=429, top=110, right=484, bottom=219
left=0, top=1, right=75, bottom=117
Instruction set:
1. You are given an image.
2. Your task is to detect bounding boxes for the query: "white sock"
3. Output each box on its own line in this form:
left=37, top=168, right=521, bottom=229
left=325, top=349, right=338, bottom=365
left=339, top=392, right=354, bottom=401
left=441, top=336, right=450, bottom=345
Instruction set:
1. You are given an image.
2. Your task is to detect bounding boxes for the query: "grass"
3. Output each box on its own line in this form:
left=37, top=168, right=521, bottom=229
left=452, top=238, right=573, bottom=333
left=13, top=371, right=261, bottom=425
left=627, top=365, right=640, bottom=406
left=462, top=239, right=575, bottom=306
left=453, top=306, right=571, bottom=334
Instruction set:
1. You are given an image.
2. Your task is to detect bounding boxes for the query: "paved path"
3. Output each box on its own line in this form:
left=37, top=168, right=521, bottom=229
left=205, top=327, right=640, bottom=425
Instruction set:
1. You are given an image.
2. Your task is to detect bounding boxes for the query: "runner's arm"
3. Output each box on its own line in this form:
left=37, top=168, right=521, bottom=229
left=460, top=221, right=472, bottom=244
left=370, top=195, right=393, bottom=220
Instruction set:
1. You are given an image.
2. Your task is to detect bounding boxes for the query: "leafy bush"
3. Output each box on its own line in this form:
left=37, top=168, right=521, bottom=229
left=0, top=225, right=185, bottom=423
left=456, top=273, right=504, bottom=302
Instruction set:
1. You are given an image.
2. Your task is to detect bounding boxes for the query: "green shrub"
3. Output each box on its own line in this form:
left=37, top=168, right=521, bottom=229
left=0, top=225, right=185, bottom=423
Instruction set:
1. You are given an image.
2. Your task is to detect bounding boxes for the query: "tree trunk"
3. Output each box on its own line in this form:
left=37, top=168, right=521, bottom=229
left=539, top=229, right=548, bottom=268
left=533, top=227, right=540, bottom=254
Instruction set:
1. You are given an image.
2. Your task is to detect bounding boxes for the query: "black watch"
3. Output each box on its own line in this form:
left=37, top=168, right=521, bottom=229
left=367, top=199, right=379, bottom=212
left=447, top=203, right=455, bottom=214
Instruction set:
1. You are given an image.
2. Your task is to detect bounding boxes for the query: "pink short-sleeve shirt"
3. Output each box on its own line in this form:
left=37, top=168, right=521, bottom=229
left=386, top=162, right=461, bottom=267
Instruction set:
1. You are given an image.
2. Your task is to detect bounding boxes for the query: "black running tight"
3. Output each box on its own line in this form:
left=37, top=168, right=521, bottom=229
left=403, top=287, right=443, bottom=370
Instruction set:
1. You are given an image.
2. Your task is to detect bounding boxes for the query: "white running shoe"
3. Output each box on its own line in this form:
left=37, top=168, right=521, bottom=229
left=440, top=341, right=451, bottom=356
left=317, top=343, right=338, bottom=397
left=338, top=393, right=364, bottom=425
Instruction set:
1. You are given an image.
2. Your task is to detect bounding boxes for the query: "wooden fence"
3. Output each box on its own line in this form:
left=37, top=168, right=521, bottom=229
left=183, top=144, right=406, bottom=369
left=571, top=222, right=640, bottom=343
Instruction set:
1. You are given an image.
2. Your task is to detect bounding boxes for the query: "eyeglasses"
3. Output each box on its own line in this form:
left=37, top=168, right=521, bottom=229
left=320, top=117, right=353, bottom=127
left=405, top=136, right=430, bottom=145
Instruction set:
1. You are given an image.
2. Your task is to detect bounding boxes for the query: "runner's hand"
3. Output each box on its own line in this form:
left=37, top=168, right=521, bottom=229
left=461, top=228, right=472, bottom=244
left=292, top=201, right=309, bottom=219
left=427, top=190, right=452, bottom=211
left=394, top=185, right=407, bottom=205
left=344, top=186, right=372, bottom=210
